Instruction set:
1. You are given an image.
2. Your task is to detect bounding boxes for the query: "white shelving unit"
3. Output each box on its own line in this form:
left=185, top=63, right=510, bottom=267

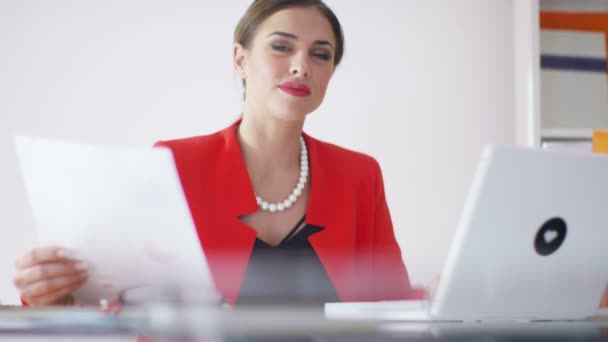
left=541, top=128, right=595, bottom=141
left=538, top=0, right=608, bottom=147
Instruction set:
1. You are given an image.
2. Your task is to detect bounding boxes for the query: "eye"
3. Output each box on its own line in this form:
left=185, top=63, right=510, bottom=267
left=271, top=43, right=290, bottom=52
left=312, top=52, right=331, bottom=61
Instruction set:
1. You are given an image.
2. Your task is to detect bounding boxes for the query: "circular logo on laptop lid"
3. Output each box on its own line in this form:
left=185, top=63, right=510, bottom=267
left=534, top=217, right=567, bottom=256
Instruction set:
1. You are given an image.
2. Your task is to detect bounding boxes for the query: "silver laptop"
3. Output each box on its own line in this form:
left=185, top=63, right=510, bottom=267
left=326, top=145, right=608, bottom=321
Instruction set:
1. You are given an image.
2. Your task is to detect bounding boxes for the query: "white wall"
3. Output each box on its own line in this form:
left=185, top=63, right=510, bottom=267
left=0, top=0, right=516, bottom=304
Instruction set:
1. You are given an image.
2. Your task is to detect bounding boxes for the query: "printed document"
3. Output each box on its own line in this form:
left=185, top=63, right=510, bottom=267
left=14, top=136, right=216, bottom=305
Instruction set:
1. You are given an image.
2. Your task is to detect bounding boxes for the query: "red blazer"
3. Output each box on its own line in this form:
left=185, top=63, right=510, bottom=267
left=156, top=120, right=424, bottom=304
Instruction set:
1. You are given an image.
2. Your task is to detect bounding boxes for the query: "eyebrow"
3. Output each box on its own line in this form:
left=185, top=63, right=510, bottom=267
left=267, top=31, right=335, bottom=50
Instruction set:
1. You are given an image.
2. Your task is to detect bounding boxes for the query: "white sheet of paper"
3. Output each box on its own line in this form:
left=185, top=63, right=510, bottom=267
left=14, top=136, right=217, bottom=305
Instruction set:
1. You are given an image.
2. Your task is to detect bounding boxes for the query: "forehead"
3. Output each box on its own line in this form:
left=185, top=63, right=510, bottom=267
left=255, top=7, right=335, bottom=45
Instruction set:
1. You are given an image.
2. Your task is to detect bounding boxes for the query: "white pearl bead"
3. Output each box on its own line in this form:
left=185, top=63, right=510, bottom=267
left=289, top=194, right=297, bottom=202
left=294, top=188, right=302, bottom=196
left=269, top=204, right=277, bottom=212
left=277, top=203, right=285, bottom=211
left=261, top=202, right=269, bottom=210
left=284, top=199, right=292, bottom=208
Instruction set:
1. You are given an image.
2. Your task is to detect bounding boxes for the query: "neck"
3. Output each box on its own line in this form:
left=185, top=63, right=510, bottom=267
left=237, top=112, right=304, bottom=178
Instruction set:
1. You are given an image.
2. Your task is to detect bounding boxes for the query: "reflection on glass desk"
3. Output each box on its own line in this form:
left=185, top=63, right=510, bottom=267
left=0, top=304, right=607, bottom=341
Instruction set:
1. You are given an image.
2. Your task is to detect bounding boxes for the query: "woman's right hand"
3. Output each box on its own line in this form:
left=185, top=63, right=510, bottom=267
left=13, top=246, right=88, bottom=307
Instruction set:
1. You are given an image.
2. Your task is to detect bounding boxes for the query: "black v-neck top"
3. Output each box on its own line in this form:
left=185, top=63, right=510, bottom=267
left=237, top=216, right=339, bottom=305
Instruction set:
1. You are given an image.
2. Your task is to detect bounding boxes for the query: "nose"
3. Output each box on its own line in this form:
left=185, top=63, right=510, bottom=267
left=290, top=53, right=310, bottom=77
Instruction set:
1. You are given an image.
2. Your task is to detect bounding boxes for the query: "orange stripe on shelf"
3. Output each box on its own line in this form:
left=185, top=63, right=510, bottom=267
left=594, top=130, right=608, bottom=154
left=540, top=12, right=608, bottom=32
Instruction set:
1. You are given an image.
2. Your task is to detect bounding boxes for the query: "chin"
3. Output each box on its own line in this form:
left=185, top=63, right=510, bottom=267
left=271, top=103, right=317, bottom=122
left=272, top=112, right=309, bottom=122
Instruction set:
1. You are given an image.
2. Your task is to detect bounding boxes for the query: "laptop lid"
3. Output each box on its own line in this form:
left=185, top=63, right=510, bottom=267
left=431, top=145, right=608, bottom=320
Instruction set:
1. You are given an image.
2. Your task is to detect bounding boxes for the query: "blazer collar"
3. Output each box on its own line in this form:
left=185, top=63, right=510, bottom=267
left=220, top=120, right=331, bottom=227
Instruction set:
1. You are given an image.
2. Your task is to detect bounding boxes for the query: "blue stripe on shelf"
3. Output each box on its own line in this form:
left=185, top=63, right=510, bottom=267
left=541, top=55, right=606, bottom=72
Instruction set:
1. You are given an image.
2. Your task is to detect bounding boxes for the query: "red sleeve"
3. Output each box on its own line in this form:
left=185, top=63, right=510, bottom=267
left=371, top=160, right=426, bottom=300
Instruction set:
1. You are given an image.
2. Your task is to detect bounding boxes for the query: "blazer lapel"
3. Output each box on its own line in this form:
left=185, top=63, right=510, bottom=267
left=304, top=134, right=357, bottom=301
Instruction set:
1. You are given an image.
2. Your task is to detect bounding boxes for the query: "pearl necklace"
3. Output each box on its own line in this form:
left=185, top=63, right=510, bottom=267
left=255, top=136, right=308, bottom=213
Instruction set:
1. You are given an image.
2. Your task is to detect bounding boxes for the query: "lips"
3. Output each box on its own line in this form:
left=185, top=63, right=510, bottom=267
left=278, top=82, right=311, bottom=97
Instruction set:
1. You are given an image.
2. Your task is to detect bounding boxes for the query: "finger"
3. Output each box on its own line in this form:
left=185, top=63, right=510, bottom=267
left=26, top=283, right=82, bottom=307
left=21, top=273, right=87, bottom=306
left=20, top=272, right=87, bottom=301
left=14, top=261, right=88, bottom=288
left=100, top=299, right=123, bottom=316
left=15, top=246, right=74, bottom=269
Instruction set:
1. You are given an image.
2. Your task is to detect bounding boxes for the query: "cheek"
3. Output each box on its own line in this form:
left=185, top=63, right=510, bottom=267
left=315, top=70, right=333, bottom=93
left=252, top=57, right=286, bottom=84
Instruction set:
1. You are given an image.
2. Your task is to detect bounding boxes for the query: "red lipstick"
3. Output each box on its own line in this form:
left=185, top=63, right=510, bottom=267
left=278, top=82, right=311, bottom=97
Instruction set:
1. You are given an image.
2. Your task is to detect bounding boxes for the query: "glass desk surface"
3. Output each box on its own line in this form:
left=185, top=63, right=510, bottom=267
left=0, top=304, right=607, bottom=341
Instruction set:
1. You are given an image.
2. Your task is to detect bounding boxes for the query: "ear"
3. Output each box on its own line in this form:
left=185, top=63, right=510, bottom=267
left=233, top=43, right=247, bottom=79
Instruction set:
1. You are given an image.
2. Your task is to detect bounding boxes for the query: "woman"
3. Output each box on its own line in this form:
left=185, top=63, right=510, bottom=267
left=12, top=0, right=425, bottom=306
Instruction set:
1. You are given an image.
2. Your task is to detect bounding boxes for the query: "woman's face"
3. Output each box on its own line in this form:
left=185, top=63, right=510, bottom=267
left=235, top=7, right=336, bottom=121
